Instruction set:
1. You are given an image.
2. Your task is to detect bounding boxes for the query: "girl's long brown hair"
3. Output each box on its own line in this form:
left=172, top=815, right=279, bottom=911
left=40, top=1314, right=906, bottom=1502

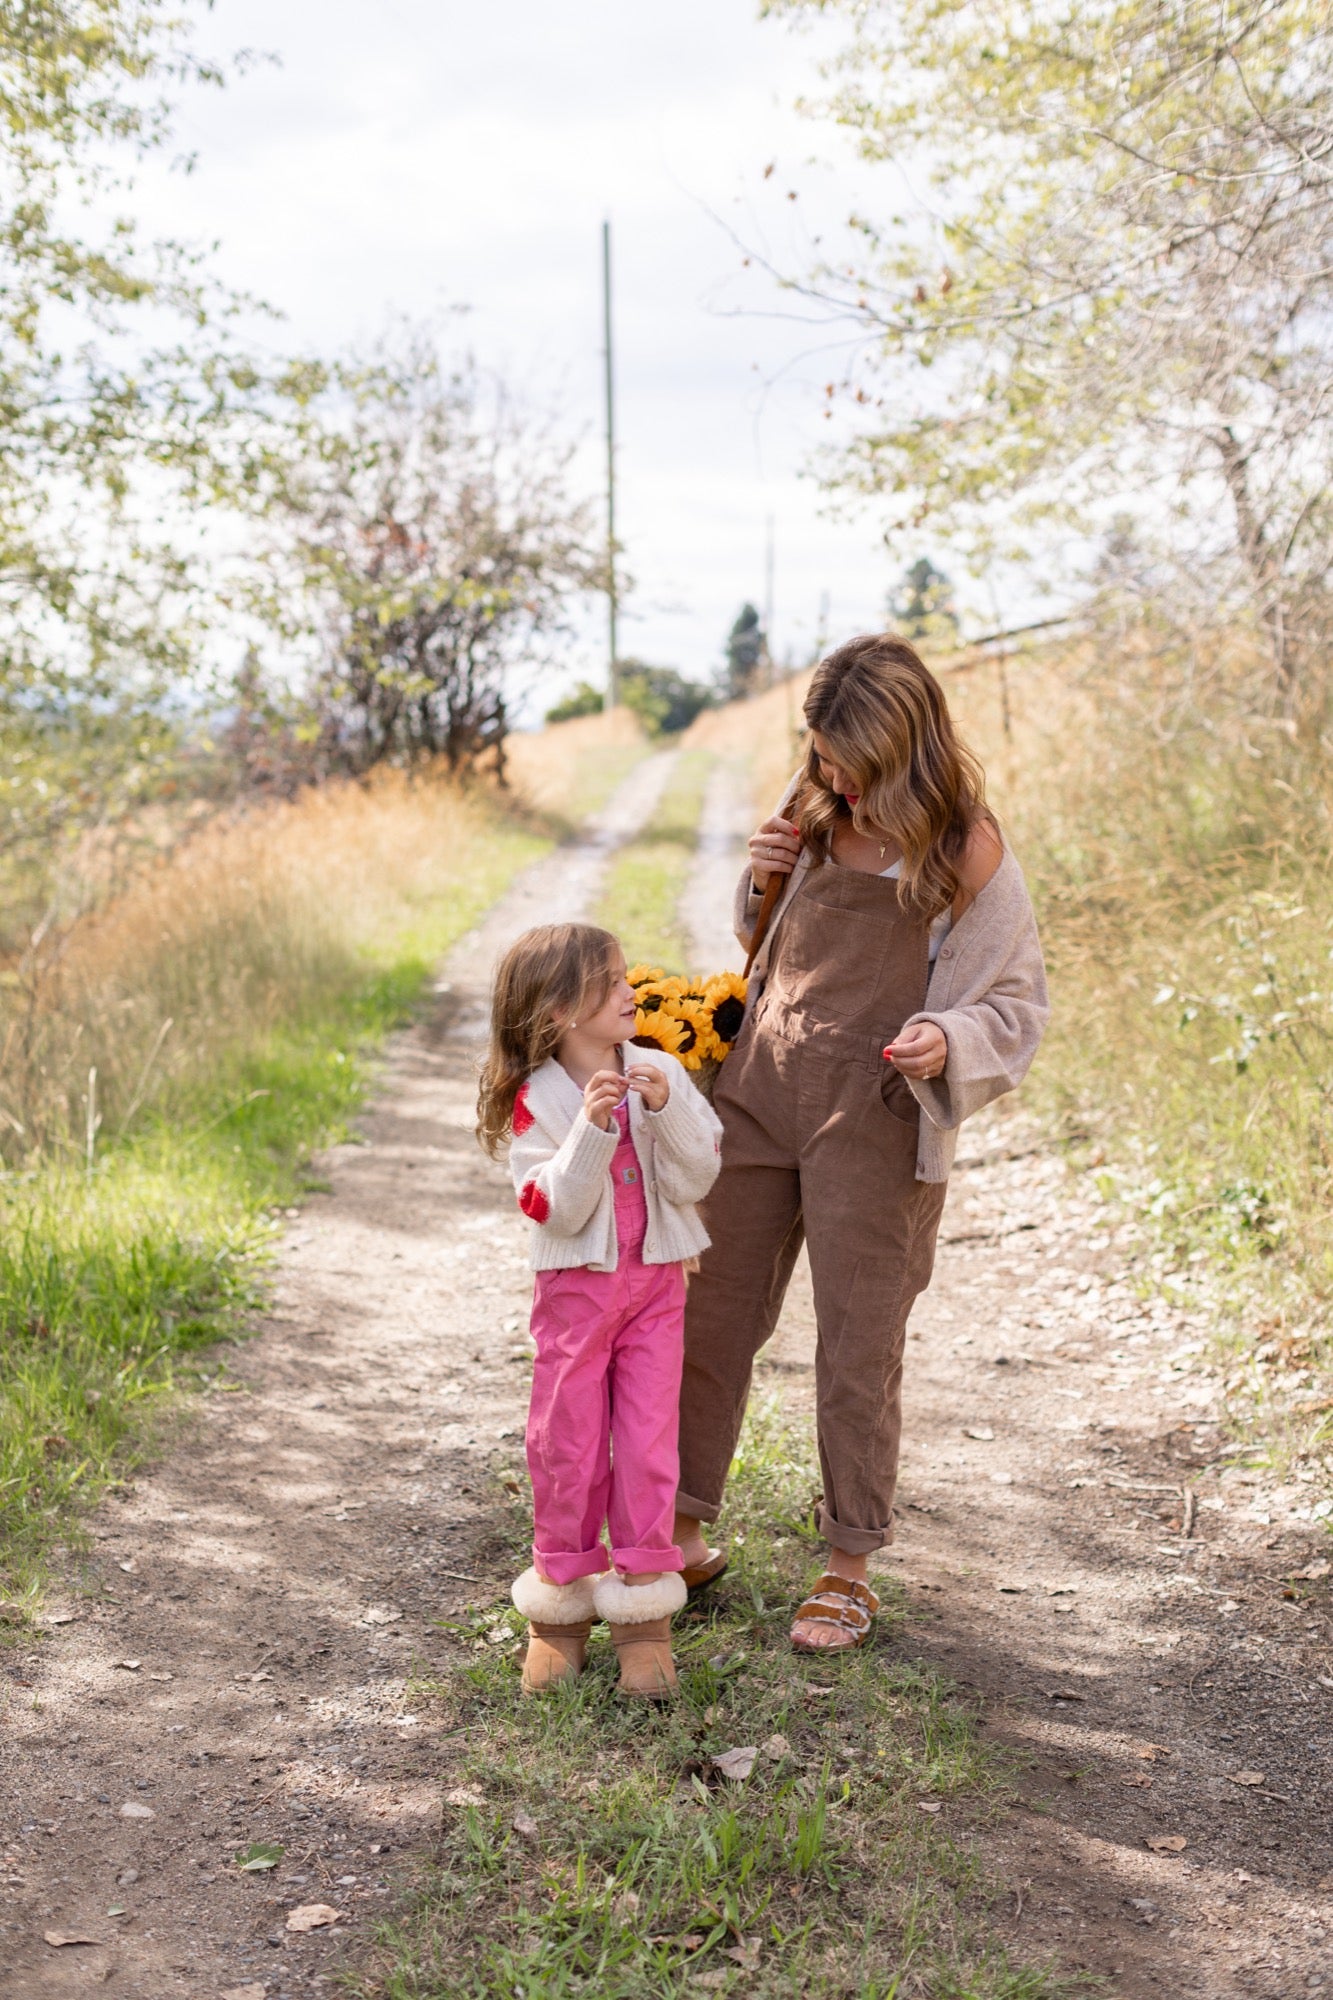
left=476, top=923, right=620, bottom=1158
left=798, top=633, right=992, bottom=920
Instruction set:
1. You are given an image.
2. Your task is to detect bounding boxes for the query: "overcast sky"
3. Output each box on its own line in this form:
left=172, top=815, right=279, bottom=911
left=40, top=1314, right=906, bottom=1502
left=135, top=0, right=937, bottom=708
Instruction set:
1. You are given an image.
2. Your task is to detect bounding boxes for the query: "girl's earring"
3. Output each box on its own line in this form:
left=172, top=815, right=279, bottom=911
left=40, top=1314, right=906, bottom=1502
left=569, top=1021, right=577, bottom=1030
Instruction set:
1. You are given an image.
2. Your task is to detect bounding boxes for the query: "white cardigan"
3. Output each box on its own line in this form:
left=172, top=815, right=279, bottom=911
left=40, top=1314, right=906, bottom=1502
left=508, top=1045, right=723, bottom=1272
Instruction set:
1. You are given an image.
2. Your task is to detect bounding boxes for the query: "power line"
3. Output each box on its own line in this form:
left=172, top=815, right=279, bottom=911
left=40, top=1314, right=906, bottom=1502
left=601, top=219, right=619, bottom=707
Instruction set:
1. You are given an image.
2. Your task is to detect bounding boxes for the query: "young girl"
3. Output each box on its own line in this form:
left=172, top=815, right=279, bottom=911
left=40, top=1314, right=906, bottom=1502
left=477, top=922, right=723, bottom=1699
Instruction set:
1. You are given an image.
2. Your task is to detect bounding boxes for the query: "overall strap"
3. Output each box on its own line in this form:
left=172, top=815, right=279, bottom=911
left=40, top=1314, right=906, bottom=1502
left=743, top=870, right=789, bottom=978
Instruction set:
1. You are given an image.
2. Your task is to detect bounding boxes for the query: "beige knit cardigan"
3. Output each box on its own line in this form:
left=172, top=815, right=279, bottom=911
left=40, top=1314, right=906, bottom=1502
left=508, top=1043, right=724, bottom=1272
left=734, top=788, right=1050, bottom=1183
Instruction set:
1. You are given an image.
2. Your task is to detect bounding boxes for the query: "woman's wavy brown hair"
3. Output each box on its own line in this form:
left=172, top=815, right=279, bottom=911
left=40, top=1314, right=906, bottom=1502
left=476, top=922, right=621, bottom=1158
left=797, top=633, right=992, bottom=921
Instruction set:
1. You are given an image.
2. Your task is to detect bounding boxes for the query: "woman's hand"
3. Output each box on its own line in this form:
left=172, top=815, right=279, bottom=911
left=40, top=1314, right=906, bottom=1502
left=748, top=815, right=801, bottom=892
left=883, top=1022, right=948, bottom=1081
left=626, top=1063, right=669, bottom=1112
left=583, top=1069, right=626, bottom=1131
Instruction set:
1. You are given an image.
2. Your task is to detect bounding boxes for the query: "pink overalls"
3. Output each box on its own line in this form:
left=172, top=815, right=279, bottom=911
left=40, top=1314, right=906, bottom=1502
left=526, top=1102, right=687, bottom=1583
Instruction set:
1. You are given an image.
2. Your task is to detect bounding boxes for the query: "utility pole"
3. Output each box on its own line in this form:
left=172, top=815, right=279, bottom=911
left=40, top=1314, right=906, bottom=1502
left=763, top=513, right=775, bottom=688
left=602, top=219, right=619, bottom=707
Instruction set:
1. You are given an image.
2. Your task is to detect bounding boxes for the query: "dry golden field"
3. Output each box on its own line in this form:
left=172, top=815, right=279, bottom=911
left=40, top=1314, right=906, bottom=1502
left=504, top=704, right=648, bottom=820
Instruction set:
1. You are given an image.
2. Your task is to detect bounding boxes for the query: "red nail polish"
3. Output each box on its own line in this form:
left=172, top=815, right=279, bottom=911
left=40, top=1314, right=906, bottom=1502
left=882, top=1046, right=895, bottom=1061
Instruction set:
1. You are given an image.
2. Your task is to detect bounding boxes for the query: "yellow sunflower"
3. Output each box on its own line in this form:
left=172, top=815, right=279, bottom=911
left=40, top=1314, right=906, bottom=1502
left=659, top=993, right=720, bottom=1070
left=631, top=1006, right=689, bottom=1058
left=703, top=970, right=748, bottom=1049
left=626, top=963, right=666, bottom=990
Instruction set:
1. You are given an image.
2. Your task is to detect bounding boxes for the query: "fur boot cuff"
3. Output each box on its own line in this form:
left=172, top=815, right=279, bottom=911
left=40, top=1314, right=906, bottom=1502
left=593, top=1571, right=687, bottom=1625
left=510, top=1567, right=598, bottom=1624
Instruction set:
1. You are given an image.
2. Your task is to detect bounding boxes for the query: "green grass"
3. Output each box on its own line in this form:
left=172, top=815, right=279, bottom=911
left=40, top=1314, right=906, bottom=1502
left=0, top=805, right=548, bottom=1610
left=595, top=750, right=715, bottom=972
left=383, top=1406, right=1077, bottom=2000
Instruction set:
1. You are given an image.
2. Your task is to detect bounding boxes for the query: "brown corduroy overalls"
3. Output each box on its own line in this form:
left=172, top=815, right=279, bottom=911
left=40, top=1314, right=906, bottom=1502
left=677, top=860, right=949, bottom=1554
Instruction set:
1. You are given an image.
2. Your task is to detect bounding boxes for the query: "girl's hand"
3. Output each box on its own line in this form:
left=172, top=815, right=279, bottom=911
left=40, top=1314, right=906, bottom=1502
left=583, top=1069, right=626, bottom=1131
left=626, top=1063, right=669, bottom=1112
left=883, top=1021, right=948, bottom=1081
left=748, top=815, right=800, bottom=891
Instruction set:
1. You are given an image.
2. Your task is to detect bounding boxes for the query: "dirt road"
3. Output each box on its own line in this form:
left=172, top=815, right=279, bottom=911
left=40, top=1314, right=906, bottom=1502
left=3, top=759, right=1331, bottom=1999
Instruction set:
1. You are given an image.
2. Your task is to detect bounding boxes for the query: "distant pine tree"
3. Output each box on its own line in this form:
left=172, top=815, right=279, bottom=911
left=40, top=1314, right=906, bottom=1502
left=724, top=603, right=768, bottom=699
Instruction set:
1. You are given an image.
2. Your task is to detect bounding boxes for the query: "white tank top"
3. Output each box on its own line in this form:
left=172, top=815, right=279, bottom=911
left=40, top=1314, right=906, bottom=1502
left=881, top=858, right=952, bottom=966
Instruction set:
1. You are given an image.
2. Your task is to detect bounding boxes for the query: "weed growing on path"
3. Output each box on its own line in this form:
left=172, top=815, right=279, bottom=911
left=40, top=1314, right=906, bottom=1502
left=596, top=751, right=715, bottom=972
left=393, top=1407, right=1074, bottom=2000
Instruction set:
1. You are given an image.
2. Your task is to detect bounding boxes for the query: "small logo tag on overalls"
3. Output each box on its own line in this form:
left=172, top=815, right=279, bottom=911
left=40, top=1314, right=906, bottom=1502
left=620, top=1165, right=639, bottom=1184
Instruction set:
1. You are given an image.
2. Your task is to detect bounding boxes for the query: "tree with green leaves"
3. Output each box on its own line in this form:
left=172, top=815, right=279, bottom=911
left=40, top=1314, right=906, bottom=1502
left=261, top=327, right=602, bottom=778
left=545, top=681, right=605, bottom=725
left=763, top=0, right=1333, bottom=707
left=0, top=2, right=303, bottom=906
left=617, top=660, right=714, bottom=737
left=0, top=2, right=273, bottom=706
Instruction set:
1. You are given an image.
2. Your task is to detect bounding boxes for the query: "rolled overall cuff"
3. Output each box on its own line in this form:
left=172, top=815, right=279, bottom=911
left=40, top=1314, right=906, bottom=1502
left=532, top=1543, right=611, bottom=1584
left=675, top=1485, right=722, bottom=1526
left=612, top=1543, right=685, bottom=1575
left=816, top=1499, right=894, bottom=1555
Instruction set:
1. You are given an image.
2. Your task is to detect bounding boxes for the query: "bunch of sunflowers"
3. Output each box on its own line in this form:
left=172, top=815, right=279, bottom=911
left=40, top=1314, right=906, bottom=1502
left=627, top=965, right=748, bottom=1093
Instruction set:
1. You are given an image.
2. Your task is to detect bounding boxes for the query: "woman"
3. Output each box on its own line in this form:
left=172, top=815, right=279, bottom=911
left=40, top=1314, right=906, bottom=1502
left=674, top=633, right=1049, bottom=1652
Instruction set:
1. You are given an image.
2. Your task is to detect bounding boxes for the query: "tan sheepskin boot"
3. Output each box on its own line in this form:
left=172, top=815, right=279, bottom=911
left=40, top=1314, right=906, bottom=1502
left=593, top=1572, right=688, bottom=1701
left=510, top=1569, right=597, bottom=1694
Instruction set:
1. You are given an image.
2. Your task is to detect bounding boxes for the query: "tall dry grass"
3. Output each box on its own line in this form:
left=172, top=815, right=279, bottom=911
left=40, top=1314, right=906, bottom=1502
left=943, top=636, right=1333, bottom=1468
left=0, top=769, right=544, bottom=1164
left=504, top=706, right=648, bottom=822
left=1, top=754, right=554, bottom=1589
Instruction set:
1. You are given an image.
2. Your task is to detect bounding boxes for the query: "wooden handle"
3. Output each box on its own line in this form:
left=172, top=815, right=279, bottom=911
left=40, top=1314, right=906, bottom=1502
left=743, top=869, right=788, bottom=979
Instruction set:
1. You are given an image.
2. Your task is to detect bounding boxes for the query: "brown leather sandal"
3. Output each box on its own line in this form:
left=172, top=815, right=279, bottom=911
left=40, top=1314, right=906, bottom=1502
left=681, top=1545, right=729, bottom=1595
left=522, top=1620, right=592, bottom=1692
left=791, top=1572, right=879, bottom=1653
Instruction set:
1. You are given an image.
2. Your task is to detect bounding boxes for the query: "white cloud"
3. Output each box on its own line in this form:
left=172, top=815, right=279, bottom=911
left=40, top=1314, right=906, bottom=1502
left=137, top=0, right=915, bottom=701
